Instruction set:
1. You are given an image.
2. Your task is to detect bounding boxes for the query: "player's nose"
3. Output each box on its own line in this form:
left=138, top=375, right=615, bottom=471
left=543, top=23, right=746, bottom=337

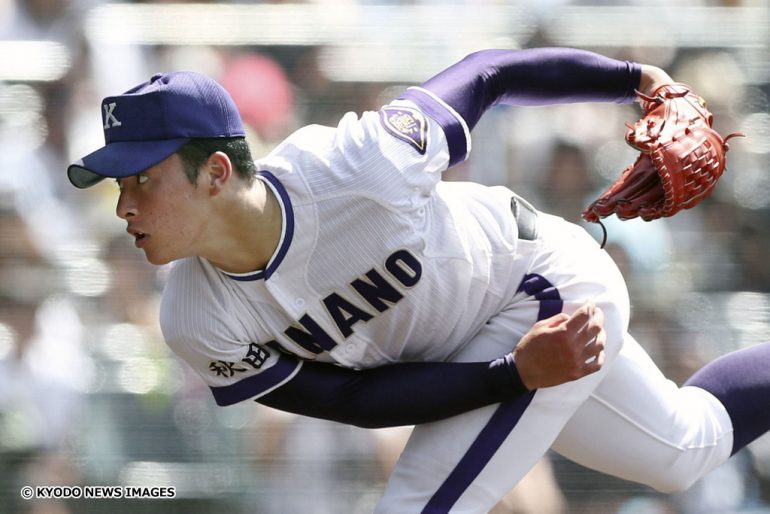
left=116, top=189, right=137, bottom=219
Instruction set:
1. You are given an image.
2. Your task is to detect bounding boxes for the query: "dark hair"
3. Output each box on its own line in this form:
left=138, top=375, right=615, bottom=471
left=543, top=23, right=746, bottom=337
left=176, top=137, right=257, bottom=185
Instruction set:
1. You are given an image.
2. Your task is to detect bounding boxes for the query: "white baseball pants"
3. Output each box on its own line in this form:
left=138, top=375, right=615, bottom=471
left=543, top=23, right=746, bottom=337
left=375, top=214, right=734, bottom=514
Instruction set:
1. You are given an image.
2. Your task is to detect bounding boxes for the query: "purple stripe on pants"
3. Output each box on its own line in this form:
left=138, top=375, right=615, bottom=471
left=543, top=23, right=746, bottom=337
left=421, top=273, right=562, bottom=513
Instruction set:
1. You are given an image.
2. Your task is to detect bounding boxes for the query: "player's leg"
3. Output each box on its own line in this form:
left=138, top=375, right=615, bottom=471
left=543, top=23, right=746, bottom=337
left=550, top=333, right=770, bottom=493
left=375, top=307, right=619, bottom=513
left=685, top=341, right=770, bottom=457
left=376, top=215, right=631, bottom=513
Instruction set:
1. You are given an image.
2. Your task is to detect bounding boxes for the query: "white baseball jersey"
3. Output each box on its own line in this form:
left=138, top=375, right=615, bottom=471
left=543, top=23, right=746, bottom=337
left=160, top=93, right=530, bottom=405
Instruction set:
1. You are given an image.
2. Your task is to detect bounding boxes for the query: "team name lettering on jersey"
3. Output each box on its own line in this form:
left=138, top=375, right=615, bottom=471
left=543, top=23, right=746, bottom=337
left=209, top=342, right=270, bottom=377
left=284, top=249, right=422, bottom=354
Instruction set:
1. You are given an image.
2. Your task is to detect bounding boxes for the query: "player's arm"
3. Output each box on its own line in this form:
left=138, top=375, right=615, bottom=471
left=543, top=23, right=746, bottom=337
left=257, top=304, right=604, bottom=428
left=396, top=47, right=652, bottom=167
left=403, top=47, right=641, bottom=132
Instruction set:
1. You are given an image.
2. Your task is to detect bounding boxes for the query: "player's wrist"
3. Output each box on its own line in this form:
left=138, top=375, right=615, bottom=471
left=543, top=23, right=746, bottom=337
left=490, top=354, right=530, bottom=394
left=638, top=64, right=674, bottom=98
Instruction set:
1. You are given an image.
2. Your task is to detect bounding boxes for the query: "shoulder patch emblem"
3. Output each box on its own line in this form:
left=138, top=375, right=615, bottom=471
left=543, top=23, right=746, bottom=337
left=379, top=106, right=427, bottom=155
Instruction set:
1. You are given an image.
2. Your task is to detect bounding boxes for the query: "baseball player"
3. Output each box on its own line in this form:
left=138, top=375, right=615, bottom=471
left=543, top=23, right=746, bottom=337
left=68, top=47, right=768, bottom=513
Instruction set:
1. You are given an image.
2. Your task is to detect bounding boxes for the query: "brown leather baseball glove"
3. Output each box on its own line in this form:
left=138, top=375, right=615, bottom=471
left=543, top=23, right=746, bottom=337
left=582, top=83, right=744, bottom=222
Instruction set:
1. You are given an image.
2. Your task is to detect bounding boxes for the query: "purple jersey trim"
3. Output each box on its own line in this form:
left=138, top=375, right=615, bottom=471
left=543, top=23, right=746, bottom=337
left=398, top=88, right=469, bottom=167
left=422, top=273, right=562, bottom=513
left=223, top=170, right=294, bottom=282
left=209, top=352, right=302, bottom=406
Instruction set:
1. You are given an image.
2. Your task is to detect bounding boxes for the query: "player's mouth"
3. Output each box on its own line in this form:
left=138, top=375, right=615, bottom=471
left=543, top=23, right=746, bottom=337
left=127, top=227, right=150, bottom=249
left=134, top=232, right=149, bottom=248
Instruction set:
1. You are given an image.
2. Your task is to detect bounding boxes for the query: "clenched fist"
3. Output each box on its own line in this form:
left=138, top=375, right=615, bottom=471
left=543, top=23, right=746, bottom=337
left=513, top=303, right=606, bottom=390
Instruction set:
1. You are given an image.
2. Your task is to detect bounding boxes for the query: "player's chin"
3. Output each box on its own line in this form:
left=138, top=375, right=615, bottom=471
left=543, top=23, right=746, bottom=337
left=141, top=246, right=176, bottom=266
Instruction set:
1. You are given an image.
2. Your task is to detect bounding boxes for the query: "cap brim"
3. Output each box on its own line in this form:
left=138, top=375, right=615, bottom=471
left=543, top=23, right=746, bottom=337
left=67, top=138, right=190, bottom=189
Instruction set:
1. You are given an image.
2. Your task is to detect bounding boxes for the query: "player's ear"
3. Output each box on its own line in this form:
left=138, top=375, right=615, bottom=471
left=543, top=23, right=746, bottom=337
left=204, top=151, right=232, bottom=195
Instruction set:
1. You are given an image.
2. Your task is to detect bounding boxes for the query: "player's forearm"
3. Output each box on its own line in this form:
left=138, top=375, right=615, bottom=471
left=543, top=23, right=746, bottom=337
left=401, top=47, right=641, bottom=131
left=257, top=356, right=529, bottom=429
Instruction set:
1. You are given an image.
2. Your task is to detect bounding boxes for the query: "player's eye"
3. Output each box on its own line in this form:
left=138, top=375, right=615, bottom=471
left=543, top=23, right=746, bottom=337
left=115, top=174, right=148, bottom=190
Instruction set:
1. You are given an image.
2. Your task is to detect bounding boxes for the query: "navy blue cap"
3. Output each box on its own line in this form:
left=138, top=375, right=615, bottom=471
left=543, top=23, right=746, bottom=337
left=68, top=71, right=245, bottom=189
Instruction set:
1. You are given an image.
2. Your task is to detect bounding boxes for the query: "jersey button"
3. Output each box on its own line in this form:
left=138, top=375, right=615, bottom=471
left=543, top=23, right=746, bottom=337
left=294, top=298, right=305, bottom=308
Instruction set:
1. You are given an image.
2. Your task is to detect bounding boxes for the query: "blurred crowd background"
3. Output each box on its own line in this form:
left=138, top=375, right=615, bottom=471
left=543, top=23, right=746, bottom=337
left=0, top=0, right=769, bottom=513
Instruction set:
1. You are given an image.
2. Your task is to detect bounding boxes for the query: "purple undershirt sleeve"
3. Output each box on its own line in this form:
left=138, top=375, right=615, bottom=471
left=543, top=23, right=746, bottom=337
left=256, top=354, right=527, bottom=428
left=398, top=47, right=641, bottom=166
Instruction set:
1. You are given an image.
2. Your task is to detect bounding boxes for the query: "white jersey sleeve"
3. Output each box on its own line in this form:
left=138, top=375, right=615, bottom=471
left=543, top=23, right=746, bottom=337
left=160, top=258, right=302, bottom=406
left=260, top=92, right=471, bottom=212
